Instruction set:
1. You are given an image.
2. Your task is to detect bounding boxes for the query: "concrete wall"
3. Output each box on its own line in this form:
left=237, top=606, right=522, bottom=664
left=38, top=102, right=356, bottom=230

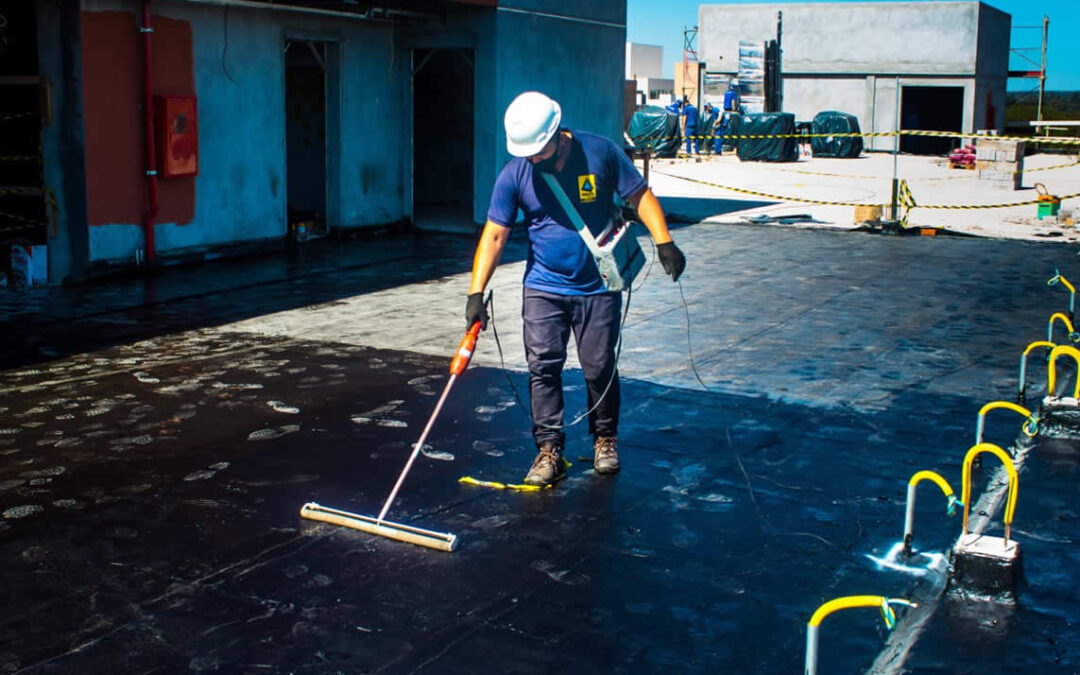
left=488, top=3, right=627, bottom=198
left=975, top=3, right=1010, bottom=133
left=404, top=3, right=628, bottom=225
left=637, top=77, right=674, bottom=105
left=400, top=6, right=494, bottom=227
left=700, top=1, right=987, bottom=76
left=782, top=76, right=871, bottom=126
left=38, top=1, right=627, bottom=277
left=626, top=43, right=663, bottom=79
left=38, top=2, right=90, bottom=283
left=72, top=0, right=410, bottom=265
left=699, top=1, right=1010, bottom=148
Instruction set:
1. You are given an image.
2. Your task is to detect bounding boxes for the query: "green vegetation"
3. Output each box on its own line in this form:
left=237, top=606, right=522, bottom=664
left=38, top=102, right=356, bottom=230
left=1005, top=91, right=1080, bottom=151
left=1006, top=90, right=1080, bottom=122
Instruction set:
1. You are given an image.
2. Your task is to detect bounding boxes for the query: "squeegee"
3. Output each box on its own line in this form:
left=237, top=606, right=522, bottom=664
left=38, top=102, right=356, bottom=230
left=300, top=321, right=483, bottom=552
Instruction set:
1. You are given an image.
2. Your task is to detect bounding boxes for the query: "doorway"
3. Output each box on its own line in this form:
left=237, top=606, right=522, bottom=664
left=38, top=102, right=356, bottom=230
left=899, top=85, right=964, bottom=155
left=285, top=39, right=335, bottom=239
left=412, top=48, right=474, bottom=233
left=0, top=1, right=48, bottom=258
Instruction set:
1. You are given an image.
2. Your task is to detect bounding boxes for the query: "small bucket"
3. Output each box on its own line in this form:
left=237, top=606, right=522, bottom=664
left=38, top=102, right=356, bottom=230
left=1035, top=182, right=1061, bottom=219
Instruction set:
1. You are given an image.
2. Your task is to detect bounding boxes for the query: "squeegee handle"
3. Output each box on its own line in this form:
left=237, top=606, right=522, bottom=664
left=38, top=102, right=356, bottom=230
left=449, top=322, right=482, bottom=375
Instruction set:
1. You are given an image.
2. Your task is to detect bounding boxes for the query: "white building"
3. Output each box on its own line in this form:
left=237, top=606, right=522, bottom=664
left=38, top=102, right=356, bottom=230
left=699, top=1, right=1011, bottom=153
left=626, top=42, right=675, bottom=106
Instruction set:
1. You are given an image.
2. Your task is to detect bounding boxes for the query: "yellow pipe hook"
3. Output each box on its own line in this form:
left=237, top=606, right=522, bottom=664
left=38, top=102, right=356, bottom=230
left=961, top=443, right=1019, bottom=548
left=1048, top=344, right=1080, bottom=399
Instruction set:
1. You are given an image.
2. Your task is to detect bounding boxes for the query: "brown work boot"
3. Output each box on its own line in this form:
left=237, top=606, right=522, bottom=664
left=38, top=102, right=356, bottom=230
left=593, top=436, right=620, bottom=474
left=523, top=442, right=564, bottom=486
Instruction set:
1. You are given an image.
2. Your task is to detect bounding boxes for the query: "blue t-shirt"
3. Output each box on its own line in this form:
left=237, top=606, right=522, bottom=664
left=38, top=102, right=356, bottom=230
left=724, top=89, right=739, bottom=112
left=486, top=130, right=648, bottom=295
left=683, top=103, right=698, bottom=129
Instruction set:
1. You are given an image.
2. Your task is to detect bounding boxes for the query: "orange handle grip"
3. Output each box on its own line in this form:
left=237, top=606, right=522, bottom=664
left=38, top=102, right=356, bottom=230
left=449, top=322, right=482, bottom=375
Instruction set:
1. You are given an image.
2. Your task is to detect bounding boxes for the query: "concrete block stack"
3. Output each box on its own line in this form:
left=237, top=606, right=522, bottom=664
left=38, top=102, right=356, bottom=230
left=976, top=139, right=1024, bottom=190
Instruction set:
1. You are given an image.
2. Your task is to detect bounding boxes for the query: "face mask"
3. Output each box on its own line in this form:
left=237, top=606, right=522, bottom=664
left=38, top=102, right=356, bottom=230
left=532, top=153, right=559, bottom=173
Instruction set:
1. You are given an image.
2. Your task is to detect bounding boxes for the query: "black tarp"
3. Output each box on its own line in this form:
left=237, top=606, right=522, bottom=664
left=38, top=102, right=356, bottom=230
left=810, top=110, right=864, bottom=158
left=736, top=112, right=798, bottom=162
left=723, top=113, right=742, bottom=151
left=627, top=106, right=680, bottom=158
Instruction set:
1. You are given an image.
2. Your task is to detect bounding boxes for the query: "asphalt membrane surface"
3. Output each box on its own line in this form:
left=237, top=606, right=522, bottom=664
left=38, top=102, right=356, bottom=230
left=3, top=219, right=1080, bottom=674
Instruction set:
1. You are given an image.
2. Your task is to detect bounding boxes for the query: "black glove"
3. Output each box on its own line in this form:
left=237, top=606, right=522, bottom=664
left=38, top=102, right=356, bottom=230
left=657, top=242, right=686, bottom=282
left=465, top=292, right=488, bottom=330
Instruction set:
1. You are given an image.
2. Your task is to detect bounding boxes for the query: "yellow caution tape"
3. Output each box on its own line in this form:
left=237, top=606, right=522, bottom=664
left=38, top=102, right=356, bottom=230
left=770, top=157, right=1080, bottom=182
left=0, top=111, right=37, bottom=123
left=652, top=169, right=889, bottom=208
left=637, top=128, right=1080, bottom=146
left=458, top=476, right=549, bottom=492
left=459, top=459, right=572, bottom=492
left=912, top=193, right=1080, bottom=210
left=654, top=170, right=1080, bottom=215
left=0, top=211, right=49, bottom=228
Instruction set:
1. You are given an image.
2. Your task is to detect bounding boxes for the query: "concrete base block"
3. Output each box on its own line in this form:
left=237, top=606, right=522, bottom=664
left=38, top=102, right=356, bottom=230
left=1038, top=397, right=1080, bottom=439
left=949, top=533, right=1022, bottom=597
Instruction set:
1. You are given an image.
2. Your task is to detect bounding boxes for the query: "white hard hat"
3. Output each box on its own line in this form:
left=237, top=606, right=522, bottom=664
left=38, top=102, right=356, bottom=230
left=504, top=91, right=562, bottom=157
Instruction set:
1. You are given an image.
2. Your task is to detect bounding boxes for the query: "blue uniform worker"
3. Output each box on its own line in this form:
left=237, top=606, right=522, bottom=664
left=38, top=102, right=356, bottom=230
left=718, top=81, right=740, bottom=152
left=682, top=100, right=699, bottom=155
left=703, top=103, right=718, bottom=154
left=466, top=91, right=686, bottom=486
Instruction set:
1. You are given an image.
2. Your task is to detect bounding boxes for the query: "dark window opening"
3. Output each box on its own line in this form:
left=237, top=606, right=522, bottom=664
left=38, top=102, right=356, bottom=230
left=900, top=85, right=965, bottom=156
left=412, top=48, right=474, bottom=233
left=285, top=40, right=328, bottom=239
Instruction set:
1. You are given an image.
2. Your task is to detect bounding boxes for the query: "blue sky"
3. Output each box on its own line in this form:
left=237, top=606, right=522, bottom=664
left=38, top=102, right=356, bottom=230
left=627, top=0, right=1079, bottom=91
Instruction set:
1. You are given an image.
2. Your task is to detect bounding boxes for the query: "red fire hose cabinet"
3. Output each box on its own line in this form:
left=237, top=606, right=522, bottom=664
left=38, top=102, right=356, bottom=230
left=154, top=95, right=198, bottom=178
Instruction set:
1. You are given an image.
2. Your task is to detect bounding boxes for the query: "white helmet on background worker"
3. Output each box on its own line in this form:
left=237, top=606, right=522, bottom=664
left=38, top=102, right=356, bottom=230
left=504, top=91, right=562, bottom=157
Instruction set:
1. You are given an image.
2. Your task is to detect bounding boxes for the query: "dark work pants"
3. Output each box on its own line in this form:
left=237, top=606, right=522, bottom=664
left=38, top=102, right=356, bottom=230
left=522, top=287, right=621, bottom=448
left=685, top=125, right=698, bottom=155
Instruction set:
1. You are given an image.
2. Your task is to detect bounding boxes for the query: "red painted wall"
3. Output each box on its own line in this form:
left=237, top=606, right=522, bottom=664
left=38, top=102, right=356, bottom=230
left=81, top=11, right=194, bottom=227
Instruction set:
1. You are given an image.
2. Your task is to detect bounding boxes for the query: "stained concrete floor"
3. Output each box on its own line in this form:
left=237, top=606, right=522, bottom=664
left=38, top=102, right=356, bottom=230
left=2, top=224, right=1080, bottom=674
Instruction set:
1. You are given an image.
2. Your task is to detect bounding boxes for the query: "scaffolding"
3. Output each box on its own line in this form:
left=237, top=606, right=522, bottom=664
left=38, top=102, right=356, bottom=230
left=1008, top=16, right=1049, bottom=124
left=681, top=25, right=698, bottom=104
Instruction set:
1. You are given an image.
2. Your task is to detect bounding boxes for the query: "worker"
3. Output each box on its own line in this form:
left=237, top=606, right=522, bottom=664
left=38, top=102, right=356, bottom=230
left=465, top=91, right=686, bottom=486
left=681, top=96, right=699, bottom=155
left=703, top=102, right=719, bottom=155
left=718, top=79, right=741, bottom=153
left=723, top=79, right=741, bottom=113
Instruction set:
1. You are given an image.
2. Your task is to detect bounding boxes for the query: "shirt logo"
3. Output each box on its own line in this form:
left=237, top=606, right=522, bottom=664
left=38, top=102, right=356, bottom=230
left=578, top=174, right=597, bottom=203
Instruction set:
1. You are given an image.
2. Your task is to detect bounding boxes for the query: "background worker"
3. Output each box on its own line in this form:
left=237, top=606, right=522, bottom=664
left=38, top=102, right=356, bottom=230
left=681, top=95, right=699, bottom=155
left=703, top=102, right=719, bottom=155
left=717, top=79, right=741, bottom=153
left=723, top=79, right=741, bottom=114
left=465, top=91, right=686, bottom=486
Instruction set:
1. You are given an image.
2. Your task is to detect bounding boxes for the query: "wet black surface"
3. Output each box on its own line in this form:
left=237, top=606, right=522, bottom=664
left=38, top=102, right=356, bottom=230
left=3, top=227, right=1080, bottom=673
left=0, top=232, right=528, bottom=372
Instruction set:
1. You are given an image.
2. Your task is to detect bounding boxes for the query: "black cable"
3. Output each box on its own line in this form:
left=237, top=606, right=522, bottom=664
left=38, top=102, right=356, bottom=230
left=222, top=4, right=237, bottom=85
left=490, top=284, right=632, bottom=432
left=678, top=278, right=714, bottom=393
left=486, top=222, right=713, bottom=431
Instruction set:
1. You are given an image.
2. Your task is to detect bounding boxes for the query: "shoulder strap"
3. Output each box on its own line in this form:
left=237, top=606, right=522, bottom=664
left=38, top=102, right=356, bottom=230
left=539, top=171, right=602, bottom=256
